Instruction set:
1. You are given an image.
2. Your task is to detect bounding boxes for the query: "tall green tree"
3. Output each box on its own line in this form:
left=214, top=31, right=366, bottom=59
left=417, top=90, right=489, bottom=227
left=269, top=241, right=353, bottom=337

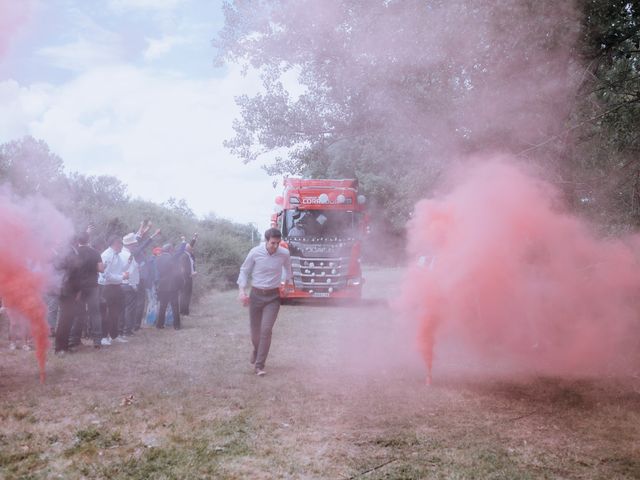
left=569, top=0, right=640, bottom=226
left=215, top=0, right=580, bottom=234
left=0, top=136, right=255, bottom=292
left=0, top=136, right=66, bottom=198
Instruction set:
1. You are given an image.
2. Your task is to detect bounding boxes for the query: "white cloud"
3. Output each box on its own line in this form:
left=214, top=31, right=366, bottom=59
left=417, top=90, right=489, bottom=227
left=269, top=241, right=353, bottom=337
left=0, top=64, right=281, bottom=230
left=0, top=80, right=53, bottom=138
left=143, top=35, right=190, bottom=61
left=37, top=37, right=123, bottom=72
left=33, top=5, right=128, bottom=72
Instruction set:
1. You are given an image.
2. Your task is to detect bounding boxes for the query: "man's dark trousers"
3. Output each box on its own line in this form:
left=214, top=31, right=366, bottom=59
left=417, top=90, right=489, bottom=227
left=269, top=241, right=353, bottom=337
left=156, top=289, right=180, bottom=329
left=121, top=285, right=138, bottom=335
left=134, top=279, right=147, bottom=330
left=54, top=294, right=79, bottom=353
left=179, top=277, right=193, bottom=315
left=249, top=289, right=281, bottom=370
left=69, top=287, right=101, bottom=346
left=102, top=284, right=123, bottom=339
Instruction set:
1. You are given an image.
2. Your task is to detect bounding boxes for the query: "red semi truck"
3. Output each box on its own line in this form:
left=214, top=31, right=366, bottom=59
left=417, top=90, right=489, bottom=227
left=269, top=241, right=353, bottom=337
left=272, top=178, right=367, bottom=300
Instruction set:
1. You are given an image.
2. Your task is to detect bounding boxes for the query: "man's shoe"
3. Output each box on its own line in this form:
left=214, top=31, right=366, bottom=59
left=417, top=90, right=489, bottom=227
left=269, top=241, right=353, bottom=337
left=255, top=368, right=266, bottom=377
left=54, top=350, right=66, bottom=357
left=114, top=336, right=128, bottom=343
left=250, top=351, right=257, bottom=365
left=93, top=344, right=101, bottom=349
left=101, top=337, right=112, bottom=346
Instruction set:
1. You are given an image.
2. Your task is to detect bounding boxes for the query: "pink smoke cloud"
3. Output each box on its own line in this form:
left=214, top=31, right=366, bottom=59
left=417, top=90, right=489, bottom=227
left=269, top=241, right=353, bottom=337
left=0, top=187, right=73, bottom=381
left=0, top=0, right=33, bottom=59
left=400, top=159, right=640, bottom=382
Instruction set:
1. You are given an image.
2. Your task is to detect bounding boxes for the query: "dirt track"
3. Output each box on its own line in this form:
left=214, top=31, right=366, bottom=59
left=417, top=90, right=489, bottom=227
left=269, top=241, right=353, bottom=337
left=1, top=267, right=639, bottom=479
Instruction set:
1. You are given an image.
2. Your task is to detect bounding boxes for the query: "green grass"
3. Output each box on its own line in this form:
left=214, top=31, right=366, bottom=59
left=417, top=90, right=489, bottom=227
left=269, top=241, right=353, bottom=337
left=63, top=426, right=123, bottom=457
left=1, top=267, right=639, bottom=479
left=80, top=414, right=254, bottom=480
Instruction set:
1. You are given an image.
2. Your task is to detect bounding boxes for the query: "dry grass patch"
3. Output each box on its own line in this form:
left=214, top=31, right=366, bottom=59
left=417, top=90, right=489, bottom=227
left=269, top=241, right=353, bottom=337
left=1, top=267, right=639, bottom=479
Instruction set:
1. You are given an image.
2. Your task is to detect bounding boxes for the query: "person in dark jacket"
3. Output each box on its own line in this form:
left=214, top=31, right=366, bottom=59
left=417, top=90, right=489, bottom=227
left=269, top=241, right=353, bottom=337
left=155, top=243, right=183, bottom=330
left=54, top=239, right=82, bottom=355
left=69, top=231, right=104, bottom=349
left=178, top=234, right=197, bottom=315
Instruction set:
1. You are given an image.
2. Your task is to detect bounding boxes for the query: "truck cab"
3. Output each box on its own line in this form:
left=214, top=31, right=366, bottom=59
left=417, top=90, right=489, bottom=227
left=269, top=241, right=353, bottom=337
left=274, top=178, right=367, bottom=300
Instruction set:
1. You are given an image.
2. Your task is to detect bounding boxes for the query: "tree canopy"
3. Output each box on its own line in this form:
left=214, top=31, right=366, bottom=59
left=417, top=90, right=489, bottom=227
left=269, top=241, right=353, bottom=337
left=0, top=136, right=259, bottom=292
left=568, top=0, right=640, bottom=226
left=215, top=0, right=640, bottom=233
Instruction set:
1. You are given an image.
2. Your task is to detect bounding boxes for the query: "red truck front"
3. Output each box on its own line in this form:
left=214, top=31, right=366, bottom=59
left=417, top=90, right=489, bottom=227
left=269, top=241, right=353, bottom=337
left=274, top=178, right=367, bottom=300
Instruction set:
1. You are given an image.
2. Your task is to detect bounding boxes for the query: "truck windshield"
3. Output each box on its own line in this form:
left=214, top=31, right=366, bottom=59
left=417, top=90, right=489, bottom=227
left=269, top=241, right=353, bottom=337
left=284, top=209, right=358, bottom=238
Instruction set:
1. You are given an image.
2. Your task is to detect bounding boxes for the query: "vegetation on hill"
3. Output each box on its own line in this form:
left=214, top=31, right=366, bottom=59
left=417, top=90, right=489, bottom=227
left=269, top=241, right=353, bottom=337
left=0, top=136, right=258, bottom=295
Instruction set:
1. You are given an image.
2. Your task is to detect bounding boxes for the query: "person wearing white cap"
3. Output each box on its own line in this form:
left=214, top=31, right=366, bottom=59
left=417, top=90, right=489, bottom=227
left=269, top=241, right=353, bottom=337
left=120, top=223, right=160, bottom=337
left=119, top=233, right=139, bottom=338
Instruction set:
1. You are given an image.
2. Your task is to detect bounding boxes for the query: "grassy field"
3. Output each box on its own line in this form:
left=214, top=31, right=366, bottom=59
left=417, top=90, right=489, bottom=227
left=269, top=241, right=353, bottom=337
left=1, top=267, right=639, bottom=479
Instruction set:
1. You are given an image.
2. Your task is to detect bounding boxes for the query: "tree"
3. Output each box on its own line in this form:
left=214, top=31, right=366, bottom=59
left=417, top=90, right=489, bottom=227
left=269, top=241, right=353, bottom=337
left=215, top=0, right=581, bottom=233
left=0, top=136, right=66, bottom=198
left=0, top=136, right=254, bottom=291
left=568, top=0, right=640, bottom=226
left=163, top=198, right=196, bottom=219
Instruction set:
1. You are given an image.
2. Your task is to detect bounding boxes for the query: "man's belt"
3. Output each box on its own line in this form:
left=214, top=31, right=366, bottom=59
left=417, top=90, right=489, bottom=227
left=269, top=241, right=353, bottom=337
left=251, top=287, right=280, bottom=295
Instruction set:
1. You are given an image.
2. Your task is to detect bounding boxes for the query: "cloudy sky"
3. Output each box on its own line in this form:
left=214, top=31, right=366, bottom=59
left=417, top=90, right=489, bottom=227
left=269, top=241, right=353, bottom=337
left=0, top=0, right=280, bottom=231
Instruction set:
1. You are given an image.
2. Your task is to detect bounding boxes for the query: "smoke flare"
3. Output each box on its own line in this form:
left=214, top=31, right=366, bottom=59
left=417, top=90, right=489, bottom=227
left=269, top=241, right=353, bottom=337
left=0, top=0, right=32, bottom=58
left=400, top=159, right=640, bottom=381
left=0, top=188, right=72, bottom=382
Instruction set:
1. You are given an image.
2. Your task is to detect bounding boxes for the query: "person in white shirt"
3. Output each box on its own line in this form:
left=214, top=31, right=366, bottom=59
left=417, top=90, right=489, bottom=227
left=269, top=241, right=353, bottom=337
left=237, top=228, right=293, bottom=376
left=99, top=236, right=129, bottom=346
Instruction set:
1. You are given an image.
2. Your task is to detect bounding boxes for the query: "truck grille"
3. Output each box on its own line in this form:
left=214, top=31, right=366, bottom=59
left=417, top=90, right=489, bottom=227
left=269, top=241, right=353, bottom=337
left=291, top=255, right=350, bottom=293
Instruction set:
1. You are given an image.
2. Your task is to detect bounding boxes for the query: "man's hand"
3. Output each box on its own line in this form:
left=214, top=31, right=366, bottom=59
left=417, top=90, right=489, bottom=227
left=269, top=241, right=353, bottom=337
left=238, top=291, right=249, bottom=307
left=151, top=228, right=161, bottom=239
left=123, top=271, right=130, bottom=280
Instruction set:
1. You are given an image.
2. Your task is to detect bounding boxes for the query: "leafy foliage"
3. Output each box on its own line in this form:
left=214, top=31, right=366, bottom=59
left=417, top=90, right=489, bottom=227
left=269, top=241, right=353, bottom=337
left=568, top=0, right=640, bottom=226
left=0, top=136, right=66, bottom=198
left=0, top=136, right=259, bottom=293
left=214, top=0, right=581, bottom=236
left=215, top=0, right=640, bottom=234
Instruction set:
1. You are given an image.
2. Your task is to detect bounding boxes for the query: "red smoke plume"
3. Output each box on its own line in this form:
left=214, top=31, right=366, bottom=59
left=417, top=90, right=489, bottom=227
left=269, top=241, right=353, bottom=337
left=0, top=188, right=72, bottom=382
left=0, top=0, right=32, bottom=58
left=400, top=159, right=640, bottom=383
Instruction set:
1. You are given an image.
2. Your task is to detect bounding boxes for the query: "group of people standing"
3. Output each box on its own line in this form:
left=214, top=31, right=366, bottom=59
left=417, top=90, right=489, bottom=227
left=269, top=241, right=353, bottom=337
left=6, top=224, right=295, bottom=380
left=52, top=221, right=197, bottom=355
